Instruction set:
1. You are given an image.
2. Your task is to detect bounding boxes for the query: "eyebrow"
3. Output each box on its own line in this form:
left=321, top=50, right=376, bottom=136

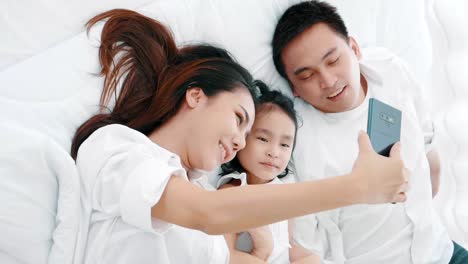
left=293, top=47, right=338, bottom=76
left=255, top=128, right=294, bottom=141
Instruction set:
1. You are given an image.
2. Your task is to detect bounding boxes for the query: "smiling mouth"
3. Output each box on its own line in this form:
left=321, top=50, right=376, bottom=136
left=327, top=85, right=346, bottom=99
left=219, top=142, right=230, bottom=162
left=260, top=162, right=278, bottom=169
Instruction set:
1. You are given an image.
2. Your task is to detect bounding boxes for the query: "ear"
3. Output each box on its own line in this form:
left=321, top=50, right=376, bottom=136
left=288, top=81, right=299, bottom=97
left=185, top=87, right=207, bottom=108
left=349, top=36, right=362, bottom=60
left=292, top=89, right=299, bottom=97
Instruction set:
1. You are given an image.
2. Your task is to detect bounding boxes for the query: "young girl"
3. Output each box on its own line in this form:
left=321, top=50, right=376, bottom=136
left=218, top=81, right=320, bottom=264
left=72, top=9, right=409, bottom=264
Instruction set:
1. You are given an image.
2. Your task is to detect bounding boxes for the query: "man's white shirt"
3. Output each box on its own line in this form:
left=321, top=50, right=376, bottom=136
left=291, top=47, right=453, bottom=264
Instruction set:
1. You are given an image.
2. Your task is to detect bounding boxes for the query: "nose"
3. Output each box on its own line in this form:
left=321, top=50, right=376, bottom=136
left=319, top=70, right=337, bottom=89
left=267, top=145, right=279, bottom=158
left=232, top=132, right=246, bottom=152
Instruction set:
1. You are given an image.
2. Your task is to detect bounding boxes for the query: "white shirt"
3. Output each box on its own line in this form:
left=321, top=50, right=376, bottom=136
left=291, top=47, right=453, bottom=264
left=75, top=124, right=229, bottom=264
left=216, top=172, right=291, bottom=264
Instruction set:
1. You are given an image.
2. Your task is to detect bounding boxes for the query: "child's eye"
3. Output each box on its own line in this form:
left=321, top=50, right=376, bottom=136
left=281, top=143, right=290, bottom=148
left=257, top=137, right=268, bottom=142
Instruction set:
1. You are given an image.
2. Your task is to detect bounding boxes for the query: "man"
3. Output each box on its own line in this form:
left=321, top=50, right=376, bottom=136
left=272, top=1, right=467, bottom=263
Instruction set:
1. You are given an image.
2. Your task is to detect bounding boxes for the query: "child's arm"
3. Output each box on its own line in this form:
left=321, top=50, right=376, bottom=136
left=224, top=232, right=268, bottom=264
left=220, top=183, right=272, bottom=263
left=289, top=220, right=321, bottom=264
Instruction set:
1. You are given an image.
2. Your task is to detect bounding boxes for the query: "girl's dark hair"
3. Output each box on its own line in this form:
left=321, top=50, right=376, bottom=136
left=71, top=9, right=258, bottom=159
left=272, top=1, right=349, bottom=80
left=220, top=80, right=298, bottom=179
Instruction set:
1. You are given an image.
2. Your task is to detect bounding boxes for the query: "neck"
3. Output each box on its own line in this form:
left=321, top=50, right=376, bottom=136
left=359, top=73, right=368, bottom=102
left=148, top=117, right=191, bottom=170
left=246, top=172, right=274, bottom=185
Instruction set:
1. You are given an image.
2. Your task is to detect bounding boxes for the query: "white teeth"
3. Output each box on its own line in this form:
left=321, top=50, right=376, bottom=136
left=328, top=87, right=344, bottom=98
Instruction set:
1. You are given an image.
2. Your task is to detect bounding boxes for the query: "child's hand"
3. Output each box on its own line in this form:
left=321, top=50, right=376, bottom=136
left=351, top=131, right=410, bottom=204
left=246, top=226, right=273, bottom=261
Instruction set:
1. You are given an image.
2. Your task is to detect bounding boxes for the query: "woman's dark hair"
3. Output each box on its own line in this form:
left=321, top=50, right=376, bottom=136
left=272, top=0, right=349, bottom=80
left=71, top=9, right=259, bottom=159
left=220, top=80, right=299, bottom=179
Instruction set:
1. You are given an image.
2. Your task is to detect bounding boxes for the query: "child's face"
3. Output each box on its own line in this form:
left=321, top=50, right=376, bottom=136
left=237, top=106, right=295, bottom=184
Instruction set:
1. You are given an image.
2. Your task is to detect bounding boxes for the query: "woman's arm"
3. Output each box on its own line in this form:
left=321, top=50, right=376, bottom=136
left=152, top=132, right=408, bottom=235
left=152, top=175, right=359, bottom=234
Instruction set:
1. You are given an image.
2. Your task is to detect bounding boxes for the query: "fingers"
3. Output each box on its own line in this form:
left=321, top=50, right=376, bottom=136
left=390, top=143, right=410, bottom=204
left=399, top=180, right=410, bottom=193
left=389, top=142, right=402, bottom=159
left=392, top=180, right=410, bottom=203
left=392, top=192, right=407, bottom=203
left=357, top=131, right=374, bottom=154
left=403, top=166, right=410, bottom=183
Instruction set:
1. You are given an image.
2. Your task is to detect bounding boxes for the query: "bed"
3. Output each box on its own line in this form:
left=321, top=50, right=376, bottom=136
left=0, top=0, right=467, bottom=263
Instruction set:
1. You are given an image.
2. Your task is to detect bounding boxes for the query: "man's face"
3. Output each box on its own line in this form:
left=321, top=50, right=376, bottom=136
left=281, top=23, right=365, bottom=113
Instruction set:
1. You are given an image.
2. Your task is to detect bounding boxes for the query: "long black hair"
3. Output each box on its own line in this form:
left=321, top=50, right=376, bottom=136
left=71, top=9, right=259, bottom=159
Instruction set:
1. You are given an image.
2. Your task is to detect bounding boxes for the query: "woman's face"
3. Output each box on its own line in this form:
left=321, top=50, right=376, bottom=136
left=237, top=106, right=295, bottom=184
left=186, top=87, right=256, bottom=171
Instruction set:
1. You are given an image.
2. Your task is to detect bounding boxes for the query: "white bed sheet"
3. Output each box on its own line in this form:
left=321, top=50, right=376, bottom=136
left=0, top=1, right=467, bottom=263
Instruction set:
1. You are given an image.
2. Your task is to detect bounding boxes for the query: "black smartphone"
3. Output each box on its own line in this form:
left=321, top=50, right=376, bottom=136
left=367, top=98, right=402, bottom=157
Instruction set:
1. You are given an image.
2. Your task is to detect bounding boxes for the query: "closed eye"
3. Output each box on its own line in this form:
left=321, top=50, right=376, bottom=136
left=236, top=113, right=243, bottom=126
left=298, top=72, right=314, bottom=80
left=329, top=56, right=340, bottom=65
left=257, top=137, right=268, bottom=142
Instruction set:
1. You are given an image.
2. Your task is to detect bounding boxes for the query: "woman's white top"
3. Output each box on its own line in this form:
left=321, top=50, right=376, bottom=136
left=75, top=124, right=229, bottom=264
left=216, top=172, right=291, bottom=264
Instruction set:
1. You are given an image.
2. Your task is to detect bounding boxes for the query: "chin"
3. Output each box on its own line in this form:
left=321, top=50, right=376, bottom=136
left=258, top=172, right=277, bottom=182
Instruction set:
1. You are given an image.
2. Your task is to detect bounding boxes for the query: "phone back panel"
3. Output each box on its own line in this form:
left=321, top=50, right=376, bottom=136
left=367, top=98, right=402, bottom=156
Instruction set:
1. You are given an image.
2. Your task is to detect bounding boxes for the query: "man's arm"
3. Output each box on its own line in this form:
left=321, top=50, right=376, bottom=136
left=394, top=56, right=440, bottom=198
left=426, top=149, right=441, bottom=198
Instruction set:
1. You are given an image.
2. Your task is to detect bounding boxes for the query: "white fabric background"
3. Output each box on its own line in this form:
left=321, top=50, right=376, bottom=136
left=0, top=1, right=467, bottom=263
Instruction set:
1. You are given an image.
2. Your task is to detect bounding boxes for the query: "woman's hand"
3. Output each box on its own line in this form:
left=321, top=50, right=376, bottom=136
left=351, top=131, right=410, bottom=204
left=246, top=226, right=273, bottom=261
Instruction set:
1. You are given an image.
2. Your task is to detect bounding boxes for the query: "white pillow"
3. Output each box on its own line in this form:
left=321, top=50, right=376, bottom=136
left=0, top=1, right=434, bottom=263
left=0, top=124, right=79, bottom=264
left=0, top=25, right=101, bottom=264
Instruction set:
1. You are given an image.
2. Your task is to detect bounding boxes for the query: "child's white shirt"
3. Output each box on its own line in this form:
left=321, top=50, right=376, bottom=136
left=75, top=124, right=229, bottom=264
left=216, top=172, right=291, bottom=264
left=291, top=47, right=453, bottom=264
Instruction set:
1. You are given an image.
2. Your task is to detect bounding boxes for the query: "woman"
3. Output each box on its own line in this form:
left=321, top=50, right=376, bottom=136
left=72, top=9, right=409, bottom=263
